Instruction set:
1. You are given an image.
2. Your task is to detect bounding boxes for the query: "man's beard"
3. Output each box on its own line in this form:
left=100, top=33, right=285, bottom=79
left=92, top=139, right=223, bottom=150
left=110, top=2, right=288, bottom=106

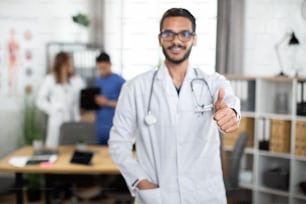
left=162, top=44, right=193, bottom=64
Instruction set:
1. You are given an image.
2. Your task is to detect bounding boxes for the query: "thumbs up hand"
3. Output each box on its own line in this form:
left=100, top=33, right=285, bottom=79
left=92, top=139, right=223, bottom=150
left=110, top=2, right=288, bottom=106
left=213, top=88, right=239, bottom=133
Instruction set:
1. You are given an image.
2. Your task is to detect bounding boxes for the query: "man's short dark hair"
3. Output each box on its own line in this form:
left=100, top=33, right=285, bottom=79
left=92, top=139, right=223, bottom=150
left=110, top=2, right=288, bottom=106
left=96, top=52, right=111, bottom=63
left=160, top=8, right=196, bottom=32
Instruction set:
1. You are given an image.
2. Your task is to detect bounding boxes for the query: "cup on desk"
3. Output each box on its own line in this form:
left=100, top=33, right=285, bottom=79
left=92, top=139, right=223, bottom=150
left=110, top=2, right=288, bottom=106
left=76, top=143, right=87, bottom=151
left=33, top=140, right=43, bottom=151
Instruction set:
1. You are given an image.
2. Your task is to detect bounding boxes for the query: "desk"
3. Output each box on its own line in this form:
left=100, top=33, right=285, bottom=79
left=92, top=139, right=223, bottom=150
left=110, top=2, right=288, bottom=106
left=0, top=145, right=120, bottom=204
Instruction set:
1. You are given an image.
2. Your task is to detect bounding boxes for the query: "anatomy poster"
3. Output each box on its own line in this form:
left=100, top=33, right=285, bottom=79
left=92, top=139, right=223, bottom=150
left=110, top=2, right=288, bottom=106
left=7, top=28, right=20, bottom=95
left=0, top=19, right=38, bottom=110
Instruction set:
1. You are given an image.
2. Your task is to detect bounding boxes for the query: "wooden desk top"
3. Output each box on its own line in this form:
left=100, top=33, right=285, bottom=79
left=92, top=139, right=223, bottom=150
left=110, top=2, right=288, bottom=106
left=0, top=145, right=120, bottom=175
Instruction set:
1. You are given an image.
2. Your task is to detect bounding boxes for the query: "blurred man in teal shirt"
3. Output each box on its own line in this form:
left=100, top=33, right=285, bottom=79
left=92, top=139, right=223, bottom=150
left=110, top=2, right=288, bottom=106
left=94, top=52, right=125, bottom=145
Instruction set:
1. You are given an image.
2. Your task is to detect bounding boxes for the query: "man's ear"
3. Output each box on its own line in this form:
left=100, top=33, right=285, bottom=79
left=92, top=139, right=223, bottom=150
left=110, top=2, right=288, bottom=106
left=158, top=35, right=162, bottom=46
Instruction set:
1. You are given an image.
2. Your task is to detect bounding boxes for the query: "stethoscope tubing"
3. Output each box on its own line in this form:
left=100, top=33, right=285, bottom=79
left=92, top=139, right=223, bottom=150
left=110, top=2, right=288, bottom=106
left=146, top=68, right=213, bottom=114
left=147, top=68, right=159, bottom=114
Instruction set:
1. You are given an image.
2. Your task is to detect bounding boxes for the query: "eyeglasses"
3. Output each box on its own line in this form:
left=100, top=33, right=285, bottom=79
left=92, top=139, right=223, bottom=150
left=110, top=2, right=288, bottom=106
left=159, top=31, right=195, bottom=42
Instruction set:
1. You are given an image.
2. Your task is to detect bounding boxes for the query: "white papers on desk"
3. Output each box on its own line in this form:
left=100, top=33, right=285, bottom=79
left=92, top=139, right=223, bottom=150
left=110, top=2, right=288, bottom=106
left=9, top=156, right=29, bottom=167
left=9, top=155, right=58, bottom=167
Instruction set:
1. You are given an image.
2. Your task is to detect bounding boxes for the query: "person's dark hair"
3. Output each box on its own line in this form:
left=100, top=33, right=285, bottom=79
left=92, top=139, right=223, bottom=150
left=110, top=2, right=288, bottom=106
left=52, top=51, right=71, bottom=84
left=96, top=52, right=111, bottom=63
left=160, top=8, right=196, bottom=32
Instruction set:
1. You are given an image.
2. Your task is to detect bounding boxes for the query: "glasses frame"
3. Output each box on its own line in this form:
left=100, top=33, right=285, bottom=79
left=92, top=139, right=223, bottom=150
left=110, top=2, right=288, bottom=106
left=159, top=30, right=195, bottom=42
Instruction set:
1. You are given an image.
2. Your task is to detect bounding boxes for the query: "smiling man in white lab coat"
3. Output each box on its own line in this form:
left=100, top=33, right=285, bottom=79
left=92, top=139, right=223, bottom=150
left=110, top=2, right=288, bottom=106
left=109, top=8, right=240, bottom=204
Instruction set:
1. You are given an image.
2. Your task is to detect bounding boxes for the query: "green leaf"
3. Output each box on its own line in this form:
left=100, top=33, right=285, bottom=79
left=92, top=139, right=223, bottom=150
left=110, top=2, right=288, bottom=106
left=72, top=13, right=90, bottom=27
left=23, top=95, right=44, bottom=145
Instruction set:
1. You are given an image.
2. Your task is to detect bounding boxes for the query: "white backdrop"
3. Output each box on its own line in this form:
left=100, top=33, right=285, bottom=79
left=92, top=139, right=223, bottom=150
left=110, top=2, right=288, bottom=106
left=0, top=0, right=92, bottom=111
left=243, top=0, right=306, bottom=77
left=0, top=0, right=93, bottom=158
left=103, top=0, right=218, bottom=79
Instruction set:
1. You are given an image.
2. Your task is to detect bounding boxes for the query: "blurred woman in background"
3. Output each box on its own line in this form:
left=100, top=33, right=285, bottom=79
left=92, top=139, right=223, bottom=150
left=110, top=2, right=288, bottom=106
left=36, top=51, right=85, bottom=148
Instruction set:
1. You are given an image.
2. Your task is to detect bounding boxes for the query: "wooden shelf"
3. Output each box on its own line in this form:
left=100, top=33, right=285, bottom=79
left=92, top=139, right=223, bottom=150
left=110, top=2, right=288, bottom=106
left=258, top=150, right=291, bottom=159
left=257, top=186, right=289, bottom=197
left=229, top=76, right=306, bottom=204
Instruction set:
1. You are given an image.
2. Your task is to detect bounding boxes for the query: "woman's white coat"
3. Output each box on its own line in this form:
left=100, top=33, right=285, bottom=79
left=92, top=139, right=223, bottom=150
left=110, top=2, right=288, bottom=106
left=36, top=74, right=85, bottom=147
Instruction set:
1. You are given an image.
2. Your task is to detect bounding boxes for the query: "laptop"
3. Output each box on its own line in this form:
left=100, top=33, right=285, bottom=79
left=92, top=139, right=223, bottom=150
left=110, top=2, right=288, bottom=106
left=24, top=148, right=59, bottom=165
left=33, top=149, right=58, bottom=156
left=26, top=154, right=58, bottom=165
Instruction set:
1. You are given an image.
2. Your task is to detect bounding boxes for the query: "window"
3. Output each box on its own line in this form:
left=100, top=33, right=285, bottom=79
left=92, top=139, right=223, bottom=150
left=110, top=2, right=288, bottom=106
left=104, top=0, right=217, bottom=79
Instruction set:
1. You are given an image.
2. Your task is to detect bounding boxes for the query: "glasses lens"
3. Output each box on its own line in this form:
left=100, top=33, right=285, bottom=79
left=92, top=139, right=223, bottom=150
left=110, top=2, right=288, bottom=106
left=179, top=31, right=193, bottom=41
left=160, top=31, right=194, bottom=41
left=160, top=31, right=173, bottom=40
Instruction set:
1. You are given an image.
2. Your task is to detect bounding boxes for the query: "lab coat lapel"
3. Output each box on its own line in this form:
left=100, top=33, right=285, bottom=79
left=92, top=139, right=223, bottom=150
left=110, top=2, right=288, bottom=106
left=177, top=65, right=194, bottom=112
left=155, top=64, right=195, bottom=124
left=156, top=64, right=179, bottom=125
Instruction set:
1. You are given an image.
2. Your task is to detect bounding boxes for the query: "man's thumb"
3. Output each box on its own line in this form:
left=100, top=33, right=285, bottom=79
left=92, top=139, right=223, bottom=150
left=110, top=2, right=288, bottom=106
left=215, top=88, right=225, bottom=110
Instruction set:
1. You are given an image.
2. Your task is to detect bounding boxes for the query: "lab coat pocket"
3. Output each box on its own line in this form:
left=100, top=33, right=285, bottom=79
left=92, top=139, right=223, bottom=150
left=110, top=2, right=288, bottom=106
left=196, top=177, right=226, bottom=203
left=135, top=187, right=162, bottom=204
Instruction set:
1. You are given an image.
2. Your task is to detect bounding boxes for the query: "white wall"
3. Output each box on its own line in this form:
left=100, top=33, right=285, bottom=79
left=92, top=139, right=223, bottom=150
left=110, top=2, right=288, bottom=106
left=103, top=0, right=218, bottom=79
left=1, top=0, right=305, bottom=157
left=243, top=0, right=306, bottom=77
left=0, top=0, right=95, bottom=157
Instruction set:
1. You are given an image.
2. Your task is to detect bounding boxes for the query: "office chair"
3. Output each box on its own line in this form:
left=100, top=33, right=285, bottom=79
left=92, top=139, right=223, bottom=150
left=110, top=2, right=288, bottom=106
left=59, top=122, right=97, bottom=145
left=60, top=122, right=133, bottom=204
left=50, top=121, right=102, bottom=204
left=0, top=175, right=15, bottom=195
left=224, top=132, right=249, bottom=203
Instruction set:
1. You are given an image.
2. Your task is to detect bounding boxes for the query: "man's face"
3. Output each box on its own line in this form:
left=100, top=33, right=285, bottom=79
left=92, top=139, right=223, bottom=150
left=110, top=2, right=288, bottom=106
left=97, top=62, right=111, bottom=77
left=159, top=16, right=197, bottom=64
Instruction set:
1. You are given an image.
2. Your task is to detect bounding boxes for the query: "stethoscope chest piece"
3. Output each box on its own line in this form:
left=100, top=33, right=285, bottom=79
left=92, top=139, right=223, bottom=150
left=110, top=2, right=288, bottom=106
left=144, top=112, right=157, bottom=126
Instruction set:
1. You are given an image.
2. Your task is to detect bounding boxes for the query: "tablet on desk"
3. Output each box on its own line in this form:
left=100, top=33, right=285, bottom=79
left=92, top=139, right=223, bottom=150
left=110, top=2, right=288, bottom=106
left=70, top=150, right=94, bottom=165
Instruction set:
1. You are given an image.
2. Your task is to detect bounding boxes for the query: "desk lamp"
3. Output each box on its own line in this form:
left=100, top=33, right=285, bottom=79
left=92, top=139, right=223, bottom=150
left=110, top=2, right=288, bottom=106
left=275, top=32, right=299, bottom=76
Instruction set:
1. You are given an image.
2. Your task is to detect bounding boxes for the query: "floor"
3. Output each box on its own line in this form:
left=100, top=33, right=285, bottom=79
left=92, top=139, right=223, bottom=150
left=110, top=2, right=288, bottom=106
left=0, top=192, right=134, bottom=204
left=0, top=174, right=134, bottom=204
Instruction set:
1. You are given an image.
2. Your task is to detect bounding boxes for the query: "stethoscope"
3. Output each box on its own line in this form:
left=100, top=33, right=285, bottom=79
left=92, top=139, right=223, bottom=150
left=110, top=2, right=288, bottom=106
left=144, top=68, right=214, bottom=126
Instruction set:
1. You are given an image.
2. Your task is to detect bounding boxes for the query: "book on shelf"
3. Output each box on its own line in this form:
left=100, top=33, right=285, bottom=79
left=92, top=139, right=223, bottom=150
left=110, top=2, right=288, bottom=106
left=230, top=79, right=255, bottom=112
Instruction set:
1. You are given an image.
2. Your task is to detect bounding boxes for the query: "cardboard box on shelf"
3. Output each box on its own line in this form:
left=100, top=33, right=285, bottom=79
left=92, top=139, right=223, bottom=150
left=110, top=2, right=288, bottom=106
left=269, top=119, right=291, bottom=154
left=223, top=117, right=254, bottom=148
left=295, top=121, right=306, bottom=157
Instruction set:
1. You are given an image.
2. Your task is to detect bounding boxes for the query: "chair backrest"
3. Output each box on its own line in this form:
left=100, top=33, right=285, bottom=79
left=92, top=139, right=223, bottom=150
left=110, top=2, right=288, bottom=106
left=59, top=122, right=97, bottom=145
left=228, top=131, right=249, bottom=189
left=0, top=176, right=15, bottom=194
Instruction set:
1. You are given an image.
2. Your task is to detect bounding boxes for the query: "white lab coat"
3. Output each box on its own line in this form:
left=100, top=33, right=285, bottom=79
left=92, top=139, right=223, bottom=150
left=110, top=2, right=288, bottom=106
left=36, top=74, right=85, bottom=148
left=109, top=64, right=240, bottom=204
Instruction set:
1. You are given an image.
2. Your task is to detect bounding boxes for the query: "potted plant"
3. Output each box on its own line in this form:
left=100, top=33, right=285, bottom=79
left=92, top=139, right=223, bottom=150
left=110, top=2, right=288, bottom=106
left=72, top=13, right=90, bottom=28
left=22, top=86, right=45, bottom=201
left=76, top=137, right=87, bottom=151
left=24, top=173, right=43, bottom=202
left=23, top=88, right=44, bottom=145
left=72, top=13, right=90, bottom=42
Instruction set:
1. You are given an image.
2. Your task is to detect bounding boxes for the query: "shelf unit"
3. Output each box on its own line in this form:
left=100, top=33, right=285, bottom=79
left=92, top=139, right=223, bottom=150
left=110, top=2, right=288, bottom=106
left=46, top=42, right=101, bottom=85
left=223, top=75, right=306, bottom=204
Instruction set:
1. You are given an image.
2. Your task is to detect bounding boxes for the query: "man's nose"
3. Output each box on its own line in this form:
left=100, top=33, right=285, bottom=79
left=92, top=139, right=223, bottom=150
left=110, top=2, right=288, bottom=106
left=172, top=33, right=182, bottom=43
